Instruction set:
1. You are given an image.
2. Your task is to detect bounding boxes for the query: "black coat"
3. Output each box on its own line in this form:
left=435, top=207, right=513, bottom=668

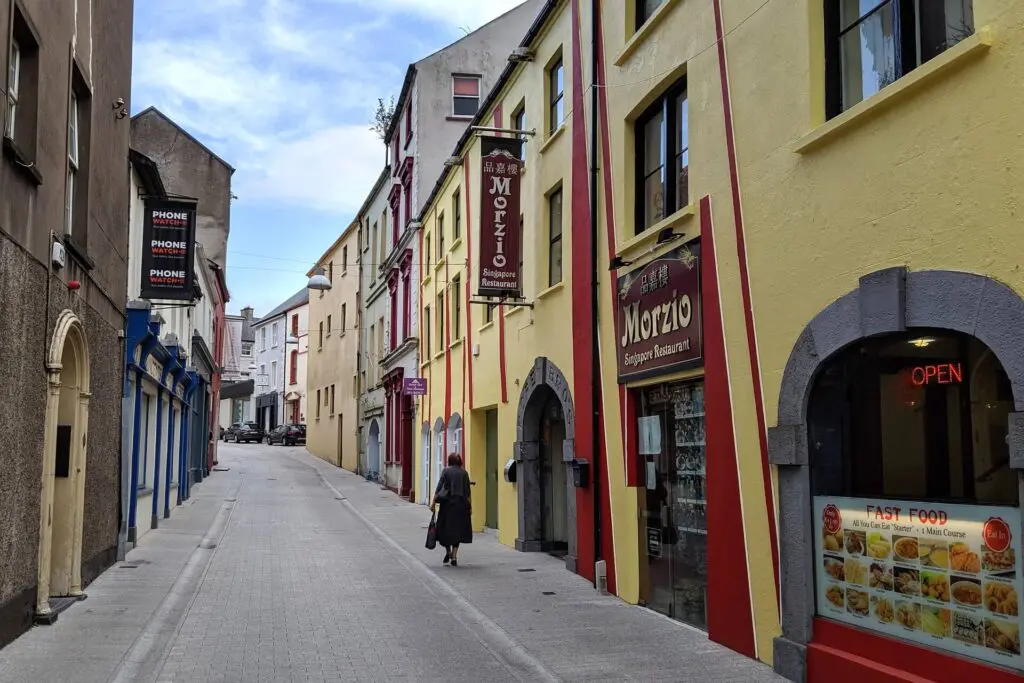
left=435, top=466, right=473, bottom=546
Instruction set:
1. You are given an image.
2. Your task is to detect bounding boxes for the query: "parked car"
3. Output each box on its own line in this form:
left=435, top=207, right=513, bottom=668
left=225, top=422, right=264, bottom=443
left=266, top=424, right=306, bottom=446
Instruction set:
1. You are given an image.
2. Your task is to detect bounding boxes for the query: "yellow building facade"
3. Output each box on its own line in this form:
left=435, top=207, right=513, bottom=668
left=306, top=223, right=361, bottom=472
left=415, top=0, right=1024, bottom=680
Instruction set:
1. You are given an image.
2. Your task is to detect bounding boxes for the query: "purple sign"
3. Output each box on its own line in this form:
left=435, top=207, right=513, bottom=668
left=403, top=378, right=427, bottom=395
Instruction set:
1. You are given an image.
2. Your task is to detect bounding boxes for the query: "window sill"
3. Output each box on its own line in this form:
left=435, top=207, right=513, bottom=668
left=422, top=272, right=432, bottom=286
left=614, top=0, right=682, bottom=67
left=539, top=124, right=567, bottom=154
left=536, top=281, right=564, bottom=301
left=504, top=303, right=526, bottom=319
left=62, top=233, right=95, bottom=271
left=478, top=320, right=495, bottom=333
left=615, top=204, right=696, bottom=264
left=446, top=115, right=475, bottom=122
left=795, top=27, right=993, bottom=154
left=434, top=259, right=445, bottom=274
left=449, top=237, right=463, bottom=253
left=433, top=350, right=445, bottom=361
left=3, top=136, right=42, bottom=185
left=449, top=338, right=464, bottom=351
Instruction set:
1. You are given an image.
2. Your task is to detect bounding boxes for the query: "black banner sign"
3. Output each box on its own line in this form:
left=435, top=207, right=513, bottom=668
left=477, top=136, right=523, bottom=298
left=140, top=198, right=198, bottom=301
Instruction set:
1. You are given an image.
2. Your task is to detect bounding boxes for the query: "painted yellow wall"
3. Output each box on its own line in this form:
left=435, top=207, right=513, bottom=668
left=416, top=1, right=576, bottom=550
left=306, top=224, right=361, bottom=471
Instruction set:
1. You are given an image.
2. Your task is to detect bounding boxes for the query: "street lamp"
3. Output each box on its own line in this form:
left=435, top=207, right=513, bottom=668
left=308, top=266, right=331, bottom=291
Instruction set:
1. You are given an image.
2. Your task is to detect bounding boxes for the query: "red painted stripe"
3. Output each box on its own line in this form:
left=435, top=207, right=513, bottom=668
left=700, top=196, right=757, bottom=659
left=494, top=106, right=509, bottom=405
left=463, top=156, right=474, bottom=414
left=444, top=259, right=452, bottom=421
left=712, top=0, right=780, bottom=603
left=591, top=0, right=618, bottom=595
left=568, top=0, right=598, bottom=585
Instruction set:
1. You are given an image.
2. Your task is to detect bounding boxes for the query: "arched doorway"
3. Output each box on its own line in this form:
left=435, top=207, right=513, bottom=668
left=36, top=310, right=91, bottom=619
left=514, top=357, right=577, bottom=570
left=367, top=419, right=381, bottom=477
left=771, top=268, right=1024, bottom=681
left=447, top=413, right=463, bottom=461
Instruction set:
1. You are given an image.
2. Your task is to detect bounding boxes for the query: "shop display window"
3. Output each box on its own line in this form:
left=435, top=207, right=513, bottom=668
left=808, top=331, right=1021, bottom=669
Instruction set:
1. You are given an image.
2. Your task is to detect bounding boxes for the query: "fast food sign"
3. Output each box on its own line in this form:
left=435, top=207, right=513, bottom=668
left=615, top=244, right=702, bottom=382
left=814, top=495, right=1023, bottom=670
left=476, top=136, right=522, bottom=298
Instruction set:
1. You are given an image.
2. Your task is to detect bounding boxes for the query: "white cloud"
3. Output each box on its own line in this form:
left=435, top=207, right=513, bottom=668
left=327, top=0, right=531, bottom=32
left=238, top=125, right=386, bottom=213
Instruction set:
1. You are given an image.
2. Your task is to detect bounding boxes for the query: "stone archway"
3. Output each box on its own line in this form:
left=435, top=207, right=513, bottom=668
left=769, top=268, right=1024, bottom=681
left=36, top=310, right=91, bottom=620
left=514, top=357, right=578, bottom=571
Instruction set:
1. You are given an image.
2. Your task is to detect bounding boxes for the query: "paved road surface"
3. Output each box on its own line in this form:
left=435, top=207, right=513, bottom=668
left=0, top=442, right=784, bottom=682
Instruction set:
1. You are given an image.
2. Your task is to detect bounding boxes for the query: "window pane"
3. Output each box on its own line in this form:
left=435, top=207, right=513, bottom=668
left=919, top=0, right=974, bottom=63
left=453, top=76, right=479, bottom=96
left=549, top=190, right=563, bottom=286
left=840, top=0, right=888, bottom=31
left=643, top=173, right=664, bottom=228
left=69, top=97, right=79, bottom=166
left=675, top=93, right=689, bottom=211
left=638, top=0, right=664, bottom=26
left=454, top=96, right=479, bottom=117
left=840, top=1, right=896, bottom=110
left=644, top=110, right=664, bottom=176
left=549, top=190, right=562, bottom=239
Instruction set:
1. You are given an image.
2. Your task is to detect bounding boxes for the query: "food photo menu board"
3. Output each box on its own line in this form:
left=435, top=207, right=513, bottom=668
left=813, top=496, right=1022, bottom=670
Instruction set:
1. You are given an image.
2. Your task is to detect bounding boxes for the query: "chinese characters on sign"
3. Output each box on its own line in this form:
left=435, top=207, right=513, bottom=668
left=140, top=198, right=198, bottom=301
left=814, top=495, right=1023, bottom=670
left=615, top=244, right=702, bottom=382
left=477, top=136, right=523, bottom=298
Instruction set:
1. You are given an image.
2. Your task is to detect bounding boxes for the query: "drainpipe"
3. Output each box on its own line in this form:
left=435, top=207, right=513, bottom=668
left=118, top=339, right=133, bottom=561
left=177, top=405, right=189, bottom=506
left=590, top=0, right=604, bottom=576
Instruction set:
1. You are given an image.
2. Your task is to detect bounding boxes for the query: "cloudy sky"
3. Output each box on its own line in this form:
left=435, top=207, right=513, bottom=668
left=131, top=0, right=527, bottom=316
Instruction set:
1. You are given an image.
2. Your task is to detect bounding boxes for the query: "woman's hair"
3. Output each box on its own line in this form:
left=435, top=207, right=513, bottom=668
left=447, top=453, right=462, bottom=467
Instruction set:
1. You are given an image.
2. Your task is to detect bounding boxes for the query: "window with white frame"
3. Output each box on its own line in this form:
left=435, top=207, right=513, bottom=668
left=261, top=328, right=267, bottom=351
left=271, top=360, right=278, bottom=387
left=65, top=94, right=79, bottom=234
left=272, top=322, right=279, bottom=347
left=452, top=75, right=481, bottom=117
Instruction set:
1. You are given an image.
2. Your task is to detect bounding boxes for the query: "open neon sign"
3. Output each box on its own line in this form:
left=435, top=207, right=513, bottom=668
left=909, top=362, right=963, bottom=386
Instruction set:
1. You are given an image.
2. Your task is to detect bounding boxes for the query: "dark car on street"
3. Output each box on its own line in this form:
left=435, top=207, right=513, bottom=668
left=266, top=424, right=306, bottom=446
left=225, top=422, right=265, bottom=443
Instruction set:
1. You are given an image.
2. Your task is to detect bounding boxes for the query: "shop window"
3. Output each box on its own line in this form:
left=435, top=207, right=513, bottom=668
left=635, top=78, right=688, bottom=233
left=636, top=0, right=665, bottom=29
left=824, top=0, right=974, bottom=119
left=637, top=380, right=707, bottom=629
left=809, top=330, right=1019, bottom=668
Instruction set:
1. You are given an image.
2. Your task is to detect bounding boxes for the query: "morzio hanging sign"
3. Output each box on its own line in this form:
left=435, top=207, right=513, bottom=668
left=477, top=136, right=523, bottom=298
left=140, top=198, right=198, bottom=301
left=616, top=243, right=702, bottom=382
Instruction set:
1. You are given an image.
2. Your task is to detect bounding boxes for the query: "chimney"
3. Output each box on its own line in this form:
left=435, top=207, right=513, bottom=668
left=241, top=306, right=254, bottom=321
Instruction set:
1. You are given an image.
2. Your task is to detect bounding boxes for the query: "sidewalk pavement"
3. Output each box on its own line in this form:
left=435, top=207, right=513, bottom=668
left=0, top=445, right=784, bottom=682
left=294, top=450, right=783, bottom=683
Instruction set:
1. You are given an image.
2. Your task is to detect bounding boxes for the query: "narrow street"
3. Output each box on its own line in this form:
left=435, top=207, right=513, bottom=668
left=0, top=443, right=781, bottom=683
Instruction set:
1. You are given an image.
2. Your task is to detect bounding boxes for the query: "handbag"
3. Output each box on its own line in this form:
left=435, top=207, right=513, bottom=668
left=435, top=475, right=451, bottom=502
left=425, top=511, right=438, bottom=550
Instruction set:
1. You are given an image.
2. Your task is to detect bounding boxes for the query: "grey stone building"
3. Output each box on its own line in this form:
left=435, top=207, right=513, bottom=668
left=0, top=0, right=135, bottom=647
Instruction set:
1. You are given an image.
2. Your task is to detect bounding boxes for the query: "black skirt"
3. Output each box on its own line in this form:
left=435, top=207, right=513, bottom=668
left=436, top=497, right=473, bottom=546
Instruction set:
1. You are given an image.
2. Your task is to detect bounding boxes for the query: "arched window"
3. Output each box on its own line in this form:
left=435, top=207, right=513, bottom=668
left=808, top=330, right=1016, bottom=505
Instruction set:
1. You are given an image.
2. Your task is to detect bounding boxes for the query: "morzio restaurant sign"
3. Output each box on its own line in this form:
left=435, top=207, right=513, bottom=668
left=140, top=198, right=198, bottom=301
left=616, top=243, right=702, bottom=382
left=477, top=136, right=522, bottom=298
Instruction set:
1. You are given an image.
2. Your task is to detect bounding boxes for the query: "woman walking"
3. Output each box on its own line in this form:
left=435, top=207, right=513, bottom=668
left=431, top=453, right=473, bottom=566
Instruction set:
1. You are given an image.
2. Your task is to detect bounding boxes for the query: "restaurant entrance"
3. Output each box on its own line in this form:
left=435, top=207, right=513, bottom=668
left=638, top=379, right=708, bottom=629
